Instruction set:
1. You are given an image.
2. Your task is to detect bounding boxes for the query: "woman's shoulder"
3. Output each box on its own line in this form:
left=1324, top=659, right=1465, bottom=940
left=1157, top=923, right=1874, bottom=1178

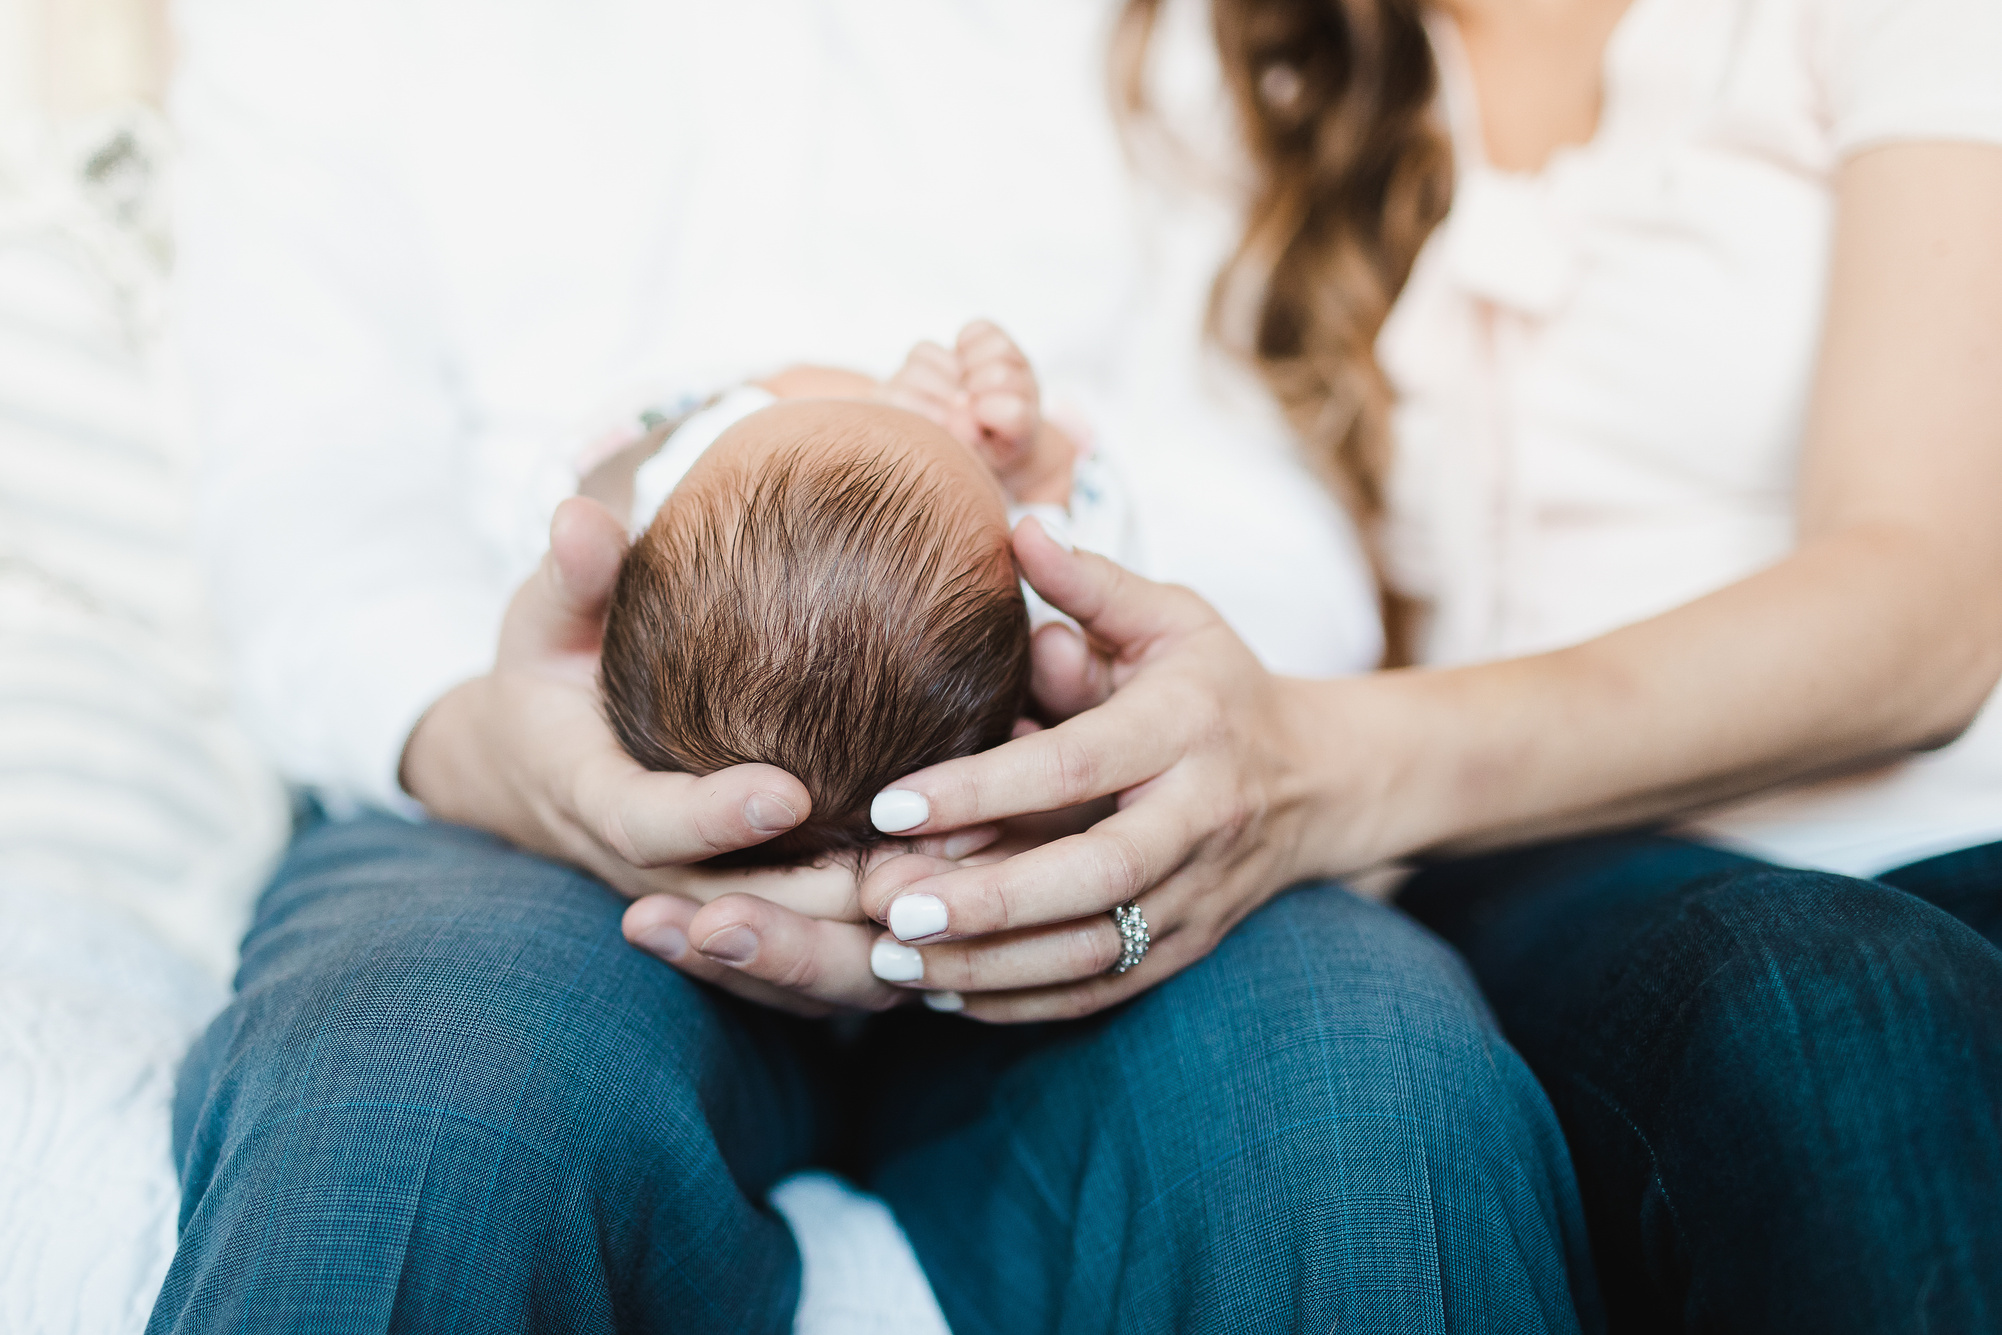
left=1795, top=0, right=2002, bottom=157
left=1609, top=0, right=2002, bottom=177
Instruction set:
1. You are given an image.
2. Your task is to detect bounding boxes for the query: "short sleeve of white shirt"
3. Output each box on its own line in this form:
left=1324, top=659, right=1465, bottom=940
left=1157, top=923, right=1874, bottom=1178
left=1817, top=0, right=2002, bottom=155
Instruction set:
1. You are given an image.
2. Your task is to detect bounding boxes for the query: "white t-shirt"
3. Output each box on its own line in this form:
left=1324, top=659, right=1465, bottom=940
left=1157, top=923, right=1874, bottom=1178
left=175, top=0, right=1383, bottom=815
left=1379, top=0, right=2002, bottom=875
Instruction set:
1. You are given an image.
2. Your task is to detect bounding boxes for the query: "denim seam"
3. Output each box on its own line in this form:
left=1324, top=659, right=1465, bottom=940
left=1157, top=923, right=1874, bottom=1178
left=1570, top=1072, right=1692, bottom=1260
left=384, top=1093, right=453, bottom=1323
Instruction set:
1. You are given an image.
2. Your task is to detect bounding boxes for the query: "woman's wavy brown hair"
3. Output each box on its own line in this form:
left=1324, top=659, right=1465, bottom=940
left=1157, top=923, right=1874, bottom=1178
left=1115, top=0, right=1452, bottom=534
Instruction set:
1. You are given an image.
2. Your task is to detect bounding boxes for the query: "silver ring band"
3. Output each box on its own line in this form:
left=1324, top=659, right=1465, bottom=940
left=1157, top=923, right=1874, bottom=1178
left=1110, top=901, right=1151, bottom=974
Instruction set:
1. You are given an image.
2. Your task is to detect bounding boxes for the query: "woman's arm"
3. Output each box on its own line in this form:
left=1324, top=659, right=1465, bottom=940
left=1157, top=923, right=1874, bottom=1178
left=651, top=141, right=2002, bottom=1019
left=1332, top=142, right=2002, bottom=857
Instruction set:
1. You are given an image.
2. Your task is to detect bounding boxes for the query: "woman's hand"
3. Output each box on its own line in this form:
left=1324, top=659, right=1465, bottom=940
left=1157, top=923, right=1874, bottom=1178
left=625, top=802, right=1100, bottom=1018
left=849, top=517, right=1350, bottom=1020
left=648, top=518, right=1362, bottom=1021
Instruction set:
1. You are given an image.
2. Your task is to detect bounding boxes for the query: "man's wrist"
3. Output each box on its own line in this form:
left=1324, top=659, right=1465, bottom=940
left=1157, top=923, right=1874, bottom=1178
left=397, top=676, right=487, bottom=821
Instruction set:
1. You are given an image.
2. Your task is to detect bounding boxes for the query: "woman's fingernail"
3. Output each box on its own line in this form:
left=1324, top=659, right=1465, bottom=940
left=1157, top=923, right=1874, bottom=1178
left=888, top=893, right=949, bottom=941
left=870, top=789, right=929, bottom=833
left=641, top=925, right=689, bottom=961
left=870, top=939, right=925, bottom=982
left=745, top=792, right=800, bottom=834
left=698, top=925, right=759, bottom=966
left=922, top=990, right=966, bottom=1012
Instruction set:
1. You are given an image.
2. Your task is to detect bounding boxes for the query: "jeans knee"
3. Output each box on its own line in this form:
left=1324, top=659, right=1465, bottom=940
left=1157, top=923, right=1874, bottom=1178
left=158, top=821, right=815, bottom=1335
left=183, top=819, right=756, bottom=1205
left=1085, top=884, right=1593, bottom=1331
left=1584, top=868, right=2002, bottom=1118
left=1189, top=884, right=1501, bottom=1086
left=1631, top=869, right=1993, bottom=1031
left=1125, top=884, right=1573, bottom=1198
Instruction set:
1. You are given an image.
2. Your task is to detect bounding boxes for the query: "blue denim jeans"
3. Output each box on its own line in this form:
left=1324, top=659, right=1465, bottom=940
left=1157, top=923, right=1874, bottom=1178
left=150, top=815, right=1598, bottom=1333
left=1399, top=834, right=2002, bottom=1333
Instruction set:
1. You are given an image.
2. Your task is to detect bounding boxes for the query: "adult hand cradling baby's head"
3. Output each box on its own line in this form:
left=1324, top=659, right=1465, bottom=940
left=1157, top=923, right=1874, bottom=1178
left=601, top=399, right=1032, bottom=868
left=403, top=496, right=832, bottom=896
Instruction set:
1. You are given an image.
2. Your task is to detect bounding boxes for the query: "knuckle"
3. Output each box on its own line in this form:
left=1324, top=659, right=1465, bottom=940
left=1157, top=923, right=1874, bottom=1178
left=1214, top=792, right=1258, bottom=844
left=593, top=802, right=646, bottom=866
left=971, top=876, right=1014, bottom=933
left=1166, top=678, right=1224, bottom=737
left=772, top=953, right=822, bottom=994
left=1046, top=732, right=1100, bottom=805
left=1099, top=829, right=1150, bottom=902
left=683, top=802, right=736, bottom=858
left=1043, top=987, right=1104, bottom=1022
left=934, top=770, right=980, bottom=824
left=958, top=948, right=996, bottom=994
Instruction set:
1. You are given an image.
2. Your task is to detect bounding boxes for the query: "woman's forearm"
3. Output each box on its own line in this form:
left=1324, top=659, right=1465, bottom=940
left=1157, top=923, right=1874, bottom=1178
left=1295, top=523, right=2002, bottom=870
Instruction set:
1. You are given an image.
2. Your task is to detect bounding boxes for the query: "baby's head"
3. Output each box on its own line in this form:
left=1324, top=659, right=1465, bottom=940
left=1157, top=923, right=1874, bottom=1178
left=601, top=399, right=1030, bottom=867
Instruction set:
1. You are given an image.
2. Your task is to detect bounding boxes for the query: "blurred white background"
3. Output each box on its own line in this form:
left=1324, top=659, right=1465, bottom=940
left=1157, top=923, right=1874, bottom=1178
left=2, top=2, right=289, bottom=1331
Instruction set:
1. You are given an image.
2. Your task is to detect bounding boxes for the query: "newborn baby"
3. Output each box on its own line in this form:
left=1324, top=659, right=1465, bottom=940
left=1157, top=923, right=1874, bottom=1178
left=600, top=323, right=1076, bottom=867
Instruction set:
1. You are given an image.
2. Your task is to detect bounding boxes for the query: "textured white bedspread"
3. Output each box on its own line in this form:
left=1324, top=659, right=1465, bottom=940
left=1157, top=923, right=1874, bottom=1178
left=0, top=886, right=224, bottom=1335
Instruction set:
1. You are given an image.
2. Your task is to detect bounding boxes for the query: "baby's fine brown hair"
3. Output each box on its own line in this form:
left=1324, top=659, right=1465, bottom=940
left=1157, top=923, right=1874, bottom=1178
left=601, top=432, right=1031, bottom=867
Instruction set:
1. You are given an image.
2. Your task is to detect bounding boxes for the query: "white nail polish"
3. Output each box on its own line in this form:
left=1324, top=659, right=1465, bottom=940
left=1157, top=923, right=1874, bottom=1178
left=888, top=893, right=949, bottom=941
left=1039, top=514, right=1074, bottom=552
left=923, top=990, right=966, bottom=1012
left=870, top=789, right=929, bottom=833
left=870, top=938, right=925, bottom=982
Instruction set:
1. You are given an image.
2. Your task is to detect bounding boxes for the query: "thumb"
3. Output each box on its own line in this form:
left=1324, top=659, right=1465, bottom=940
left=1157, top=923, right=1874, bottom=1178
left=1012, top=516, right=1215, bottom=657
left=1029, top=621, right=1111, bottom=721
left=499, top=496, right=631, bottom=667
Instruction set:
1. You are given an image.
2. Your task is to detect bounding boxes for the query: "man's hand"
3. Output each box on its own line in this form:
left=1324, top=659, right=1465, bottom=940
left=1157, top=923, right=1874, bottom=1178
left=401, top=497, right=859, bottom=920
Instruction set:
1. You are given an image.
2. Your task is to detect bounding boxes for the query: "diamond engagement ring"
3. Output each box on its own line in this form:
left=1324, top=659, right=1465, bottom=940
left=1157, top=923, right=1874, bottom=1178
left=1110, top=902, right=1151, bottom=974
